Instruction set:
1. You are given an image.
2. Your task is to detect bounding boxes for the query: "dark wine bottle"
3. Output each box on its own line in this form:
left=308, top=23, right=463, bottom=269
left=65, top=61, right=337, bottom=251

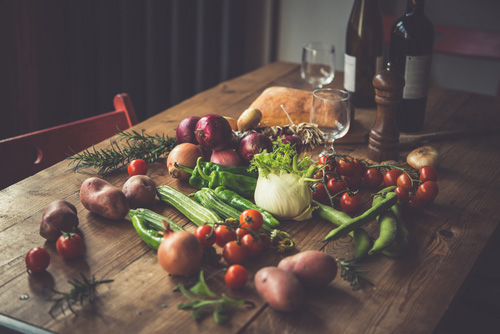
left=388, top=0, right=434, bottom=133
left=344, top=0, right=384, bottom=108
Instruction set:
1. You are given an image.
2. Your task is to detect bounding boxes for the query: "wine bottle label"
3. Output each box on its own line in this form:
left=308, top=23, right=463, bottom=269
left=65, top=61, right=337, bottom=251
left=344, top=53, right=356, bottom=92
left=403, top=55, right=432, bottom=99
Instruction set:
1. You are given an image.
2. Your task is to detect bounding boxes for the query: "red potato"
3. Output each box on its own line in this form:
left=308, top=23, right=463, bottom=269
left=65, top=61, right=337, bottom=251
left=39, top=200, right=79, bottom=241
left=254, top=267, right=304, bottom=312
left=122, top=175, right=157, bottom=209
left=278, top=250, right=337, bottom=287
left=80, top=177, right=129, bottom=219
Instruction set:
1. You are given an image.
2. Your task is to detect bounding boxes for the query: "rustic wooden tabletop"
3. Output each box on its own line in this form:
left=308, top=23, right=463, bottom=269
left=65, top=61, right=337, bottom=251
left=1, top=62, right=500, bottom=334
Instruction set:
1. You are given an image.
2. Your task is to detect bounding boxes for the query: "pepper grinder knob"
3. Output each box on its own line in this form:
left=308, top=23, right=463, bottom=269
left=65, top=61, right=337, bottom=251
left=367, top=63, right=405, bottom=162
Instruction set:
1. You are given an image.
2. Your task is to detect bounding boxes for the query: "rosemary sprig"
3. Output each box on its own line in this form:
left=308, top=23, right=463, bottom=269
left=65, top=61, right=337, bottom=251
left=48, top=273, right=114, bottom=317
left=67, top=129, right=177, bottom=174
left=337, top=258, right=374, bottom=291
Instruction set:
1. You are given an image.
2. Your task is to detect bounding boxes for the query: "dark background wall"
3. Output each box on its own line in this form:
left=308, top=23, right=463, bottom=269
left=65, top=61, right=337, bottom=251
left=0, top=0, right=278, bottom=140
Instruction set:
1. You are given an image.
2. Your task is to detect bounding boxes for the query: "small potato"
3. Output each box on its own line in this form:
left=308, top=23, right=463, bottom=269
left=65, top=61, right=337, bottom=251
left=237, top=108, right=262, bottom=132
left=254, top=267, right=303, bottom=312
left=80, top=177, right=129, bottom=220
left=122, top=175, right=157, bottom=209
left=40, top=200, right=79, bottom=241
left=278, top=250, right=337, bottom=287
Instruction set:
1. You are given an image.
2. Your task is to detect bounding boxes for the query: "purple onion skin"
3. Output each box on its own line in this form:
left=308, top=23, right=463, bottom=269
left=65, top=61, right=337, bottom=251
left=210, top=149, right=243, bottom=167
left=195, top=114, right=233, bottom=151
left=238, top=133, right=273, bottom=163
left=281, top=135, right=302, bottom=154
left=176, top=116, right=201, bottom=144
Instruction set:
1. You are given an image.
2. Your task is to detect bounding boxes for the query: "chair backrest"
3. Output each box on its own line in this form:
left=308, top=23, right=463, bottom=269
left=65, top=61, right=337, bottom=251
left=0, top=93, right=138, bottom=189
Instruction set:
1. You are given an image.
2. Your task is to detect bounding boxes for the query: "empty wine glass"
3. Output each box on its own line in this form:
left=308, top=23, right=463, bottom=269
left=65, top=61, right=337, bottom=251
left=301, top=42, right=335, bottom=90
left=311, top=88, right=351, bottom=156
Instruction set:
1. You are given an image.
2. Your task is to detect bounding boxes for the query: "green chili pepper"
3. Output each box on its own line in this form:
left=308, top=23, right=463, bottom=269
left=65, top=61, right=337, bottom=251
left=130, top=214, right=163, bottom=250
left=174, top=159, right=258, bottom=189
left=196, top=158, right=256, bottom=199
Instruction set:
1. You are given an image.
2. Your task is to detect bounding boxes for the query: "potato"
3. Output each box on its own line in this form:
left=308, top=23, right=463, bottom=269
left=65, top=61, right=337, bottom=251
left=254, top=267, right=304, bottom=312
left=39, top=200, right=79, bottom=241
left=278, top=250, right=337, bottom=287
left=122, top=175, right=157, bottom=209
left=237, top=108, right=262, bottom=131
left=80, top=177, right=129, bottom=219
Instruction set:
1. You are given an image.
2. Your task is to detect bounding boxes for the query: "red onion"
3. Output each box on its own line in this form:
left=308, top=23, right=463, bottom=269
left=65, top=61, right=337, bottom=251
left=238, top=133, right=273, bottom=163
left=195, top=114, right=233, bottom=151
left=281, top=135, right=302, bottom=153
left=210, top=149, right=243, bottom=167
left=176, top=116, right=201, bottom=144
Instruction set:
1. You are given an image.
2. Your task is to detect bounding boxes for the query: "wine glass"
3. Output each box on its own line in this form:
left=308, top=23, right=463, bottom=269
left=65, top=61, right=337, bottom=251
left=311, top=88, right=351, bottom=156
left=301, top=42, right=335, bottom=90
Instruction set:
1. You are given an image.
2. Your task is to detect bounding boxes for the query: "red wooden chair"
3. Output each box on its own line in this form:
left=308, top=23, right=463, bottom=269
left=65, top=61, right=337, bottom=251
left=0, top=93, right=138, bottom=189
left=383, top=15, right=500, bottom=95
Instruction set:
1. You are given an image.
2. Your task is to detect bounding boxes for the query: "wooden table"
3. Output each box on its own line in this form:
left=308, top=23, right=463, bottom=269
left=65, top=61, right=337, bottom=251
left=1, top=62, right=500, bottom=334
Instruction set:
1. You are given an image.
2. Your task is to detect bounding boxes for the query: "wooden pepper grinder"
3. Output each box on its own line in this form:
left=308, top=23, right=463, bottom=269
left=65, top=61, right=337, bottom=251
left=367, top=64, right=405, bottom=162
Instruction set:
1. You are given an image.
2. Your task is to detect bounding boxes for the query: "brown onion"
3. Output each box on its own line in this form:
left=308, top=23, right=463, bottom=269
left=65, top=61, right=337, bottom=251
left=406, top=145, right=439, bottom=169
left=167, top=143, right=204, bottom=180
left=157, top=228, right=203, bottom=277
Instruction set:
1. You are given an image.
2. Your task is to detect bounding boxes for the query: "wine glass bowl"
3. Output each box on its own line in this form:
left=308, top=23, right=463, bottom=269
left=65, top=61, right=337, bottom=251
left=310, top=88, right=351, bottom=156
left=301, top=42, right=336, bottom=90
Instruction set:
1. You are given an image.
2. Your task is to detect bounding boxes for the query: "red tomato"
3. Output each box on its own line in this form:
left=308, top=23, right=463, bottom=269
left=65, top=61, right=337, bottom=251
left=326, top=178, right=348, bottom=196
left=384, top=169, right=403, bottom=187
left=25, top=247, right=50, bottom=273
left=223, top=241, right=247, bottom=265
left=353, top=159, right=366, bottom=175
left=312, top=182, right=329, bottom=204
left=128, top=159, right=148, bottom=176
left=239, top=209, right=264, bottom=232
left=241, top=233, right=264, bottom=257
left=340, top=192, right=362, bottom=214
left=344, top=173, right=362, bottom=190
left=363, top=168, right=383, bottom=188
left=318, top=155, right=336, bottom=172
left=407, top=195, right=425, bottom=213
left=394, top=186, right=410, bottom=203
left=225, top=264, right=249, bottom=289
left=56, top=233, right=84, bottom=259
left=215, top=225, right=237, bottom=247
left=417, top=181, right=439, bottom=202
left=397, top=173, right=414, bottom=188
left=419, top=166, right=438, bottom=182
left=337, top=158, right=355, bottom=177
left=194, top=225, right=216, bottom=249
left=235, top=227, right=250, bottom=239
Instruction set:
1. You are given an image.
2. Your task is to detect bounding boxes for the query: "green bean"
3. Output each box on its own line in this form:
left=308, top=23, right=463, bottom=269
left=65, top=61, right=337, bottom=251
left=368, top=190, right=399, bottom=254
left=352, top=228, right=371, bottom=259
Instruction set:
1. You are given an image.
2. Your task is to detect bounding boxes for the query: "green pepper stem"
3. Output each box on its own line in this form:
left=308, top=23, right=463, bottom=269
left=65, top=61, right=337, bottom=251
left=173, top=162, right=193, bottom=174
left=196, top=157, right=211, bottom=181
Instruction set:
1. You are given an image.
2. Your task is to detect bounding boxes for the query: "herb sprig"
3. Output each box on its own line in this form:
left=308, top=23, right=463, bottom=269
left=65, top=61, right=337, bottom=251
left=67, top=129, right=177, bottom=174
left=337, top=258, right=374, bottom=291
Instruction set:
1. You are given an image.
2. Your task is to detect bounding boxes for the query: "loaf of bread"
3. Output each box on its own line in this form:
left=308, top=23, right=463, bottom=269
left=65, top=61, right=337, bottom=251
left=249, top=86, right=312, bottom=127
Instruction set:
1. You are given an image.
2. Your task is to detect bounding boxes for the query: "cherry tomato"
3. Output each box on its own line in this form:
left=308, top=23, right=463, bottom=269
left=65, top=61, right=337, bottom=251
left=397, top=173, right=414, bottom=188
left=225, top=264, right=249, bottom=289
left=215, top=225, right=237, bottom=247
left=417, top=181, right=439, bottom=202
left=326, top=178, right=348, bottom=196
left=259, top=233, right=271, bottom=249
left=25, top=247, right=50, bottom=273
left=235, top=227, right=250, bottom=239
left=127, top=159, right=148, bottom=176
left=394, top=186, right=410, bottom=203
left=194, top=225, right=216, bottom=249
left=353, top=159, right=366, bottom=175
left=344, top=173, right=362, bottom=190
left=407, top=195, right=425, bottom=213
left=384, top=169, right=403, bottom=187
left=363, top=168, right=383, bottom=188
left=337, top=158, right=355, bottom=177
left=241, top=233, right=264, bottom=257
left=222, top=241, right=247, bottom=264
left=56, top=233, right=84, bottom=259
left=239, top=209, right=264, bottom=232
left=312, top=182, right=329, bottom=204
left=419, top=166, right=438, bottom=182
left=340, top=192, right=362, bottom=214
left=318, top=155, right=336, bottom=173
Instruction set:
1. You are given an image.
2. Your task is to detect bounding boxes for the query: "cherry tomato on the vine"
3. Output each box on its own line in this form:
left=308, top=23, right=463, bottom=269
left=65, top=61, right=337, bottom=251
left=340, top=192, right=362, bottom=214
left=326, top=178, right=348, bottom=196
left=223, top=241, right=247, bottom=265
left=419, top=166, right=438, bottom=182
left=407, top=195, right=425, bottom=213
left=417, top=181, right=439, bottom=202
left=215, top=225, right=237, bottom=247
left=337, top=158, right=355, bottom=177
left=194, top=225, right=216, bottom=248
left=363, top=168, right=383, bottom=188
left=397, top=173, right=414, bottom=188
left=312, top=182, right=329, bottom=204
left=353, top=159, right=366, bottom=175
left=344, top=173, right=363, bottom=191
left=56, top=232, right=84, bottom=260
left=384, top=169, right=403, bottom=187
left=241, top=233, right=264, bottom=257
left=239, top=209, right=264, bottom=232
left=225, top=264, right=249, bottom=289
left=318, top=155, right=336, bottom=173
left=25, top=247, right=50, bottom=273
left=394, top=186, right=410, bottom=203
left=128, top=159, right=148, bottom=176
left=235, top=227, right=250, bottom=239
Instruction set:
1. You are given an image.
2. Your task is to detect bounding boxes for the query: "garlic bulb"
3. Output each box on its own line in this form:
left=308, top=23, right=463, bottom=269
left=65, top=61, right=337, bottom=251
left=406, top=146, right=439, bottom=169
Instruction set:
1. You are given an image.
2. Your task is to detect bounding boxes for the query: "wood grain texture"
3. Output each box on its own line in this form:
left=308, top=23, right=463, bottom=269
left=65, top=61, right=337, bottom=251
left=1, top=62, right=500, bottom=334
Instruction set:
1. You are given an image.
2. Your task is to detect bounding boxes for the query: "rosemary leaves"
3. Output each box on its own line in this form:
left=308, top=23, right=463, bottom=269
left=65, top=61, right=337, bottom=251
left=337, top=258, right=374, bottom=291
left=67, top=130, right=177, bottom=174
